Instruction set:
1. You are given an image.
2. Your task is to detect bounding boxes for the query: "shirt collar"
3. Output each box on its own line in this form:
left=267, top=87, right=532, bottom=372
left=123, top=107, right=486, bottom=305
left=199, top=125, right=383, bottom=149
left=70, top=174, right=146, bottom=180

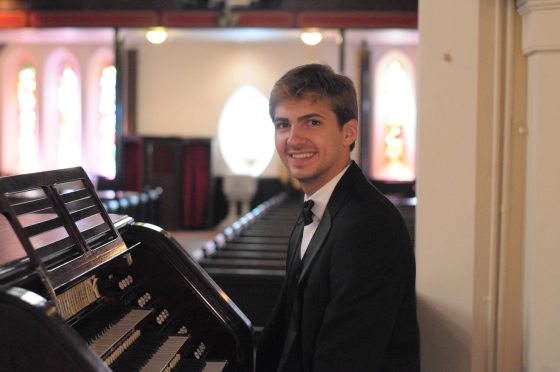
left=304, top=163, right=351, bottom=221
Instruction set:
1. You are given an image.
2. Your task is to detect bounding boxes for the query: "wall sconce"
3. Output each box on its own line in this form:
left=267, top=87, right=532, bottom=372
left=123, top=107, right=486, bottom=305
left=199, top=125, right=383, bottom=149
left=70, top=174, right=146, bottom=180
left=145, top=27, right=168, bottom=44
left=300, top=29, right=323, bottom=46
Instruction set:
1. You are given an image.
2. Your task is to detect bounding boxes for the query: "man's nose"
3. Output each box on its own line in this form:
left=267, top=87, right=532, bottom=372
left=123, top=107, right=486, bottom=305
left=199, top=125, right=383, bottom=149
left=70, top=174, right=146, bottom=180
left=287, top=125, right=304, bottom=144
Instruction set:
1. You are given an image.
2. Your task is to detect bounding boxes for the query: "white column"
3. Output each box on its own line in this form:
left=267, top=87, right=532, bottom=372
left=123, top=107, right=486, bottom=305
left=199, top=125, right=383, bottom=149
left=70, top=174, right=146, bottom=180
left=220, top=175, right=257, bottom=227
left=417, top=0, right=527, bottom=370
left=517, top=1, right=560, bottom=370
left=416, top=1, right=481, bottom=370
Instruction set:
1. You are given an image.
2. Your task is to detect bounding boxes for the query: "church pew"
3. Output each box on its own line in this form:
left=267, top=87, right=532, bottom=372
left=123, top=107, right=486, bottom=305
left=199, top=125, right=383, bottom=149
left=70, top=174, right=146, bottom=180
left=217, top=242, right=287, bottom=253
left=199, top=193, right=301, bottom=330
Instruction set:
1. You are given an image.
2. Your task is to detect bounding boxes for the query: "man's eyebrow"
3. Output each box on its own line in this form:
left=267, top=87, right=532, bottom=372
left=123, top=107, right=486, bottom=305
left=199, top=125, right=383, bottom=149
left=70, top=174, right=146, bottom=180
left=297, top=113, right=326, bottom=121
left=273, top=113, right=326, bottom=122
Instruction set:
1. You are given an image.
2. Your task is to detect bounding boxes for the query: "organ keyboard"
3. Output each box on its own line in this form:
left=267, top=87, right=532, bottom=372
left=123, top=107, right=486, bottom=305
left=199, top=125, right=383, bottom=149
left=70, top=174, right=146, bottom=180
left=0, top=167, right=253, bottom=371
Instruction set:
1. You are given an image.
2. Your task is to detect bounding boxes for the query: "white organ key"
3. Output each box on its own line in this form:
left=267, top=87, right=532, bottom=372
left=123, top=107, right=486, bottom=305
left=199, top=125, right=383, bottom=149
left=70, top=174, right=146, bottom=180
left=140, top=335, right=190, bottom=372
left=89, top=309, right=152, bottom=362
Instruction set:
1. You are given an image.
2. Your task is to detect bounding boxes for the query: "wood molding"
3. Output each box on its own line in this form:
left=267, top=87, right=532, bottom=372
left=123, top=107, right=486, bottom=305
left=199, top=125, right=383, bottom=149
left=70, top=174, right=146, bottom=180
left=236, top=11, right=295, bottom=27
left=0, top=11, right=27, bottom=28
left=0, top=10, right=417, bottom=29
left=28, top=11, right=158, bottom=27
left=161, top=11, right=218, bottom=27
left=517, top=0, right=560, bottom=16
left=297, top=11, right=417, bottom=28
left=517, top=0, right=560, bottom=54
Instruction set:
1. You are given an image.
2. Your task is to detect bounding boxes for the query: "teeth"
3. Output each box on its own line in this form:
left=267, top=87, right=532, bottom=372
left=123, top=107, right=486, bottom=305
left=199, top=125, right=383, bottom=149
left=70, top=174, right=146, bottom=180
left=291, top=153, right=313, bottom=159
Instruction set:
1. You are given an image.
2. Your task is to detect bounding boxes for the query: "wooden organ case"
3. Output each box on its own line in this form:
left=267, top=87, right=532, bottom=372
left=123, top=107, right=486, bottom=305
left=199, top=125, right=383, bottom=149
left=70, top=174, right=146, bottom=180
left=0, top=167, right=253, bottom=372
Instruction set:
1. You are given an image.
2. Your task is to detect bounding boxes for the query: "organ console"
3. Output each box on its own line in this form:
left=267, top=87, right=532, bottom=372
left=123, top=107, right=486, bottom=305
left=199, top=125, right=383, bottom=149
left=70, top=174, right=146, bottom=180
left=0, top=167, right=254, bottom=372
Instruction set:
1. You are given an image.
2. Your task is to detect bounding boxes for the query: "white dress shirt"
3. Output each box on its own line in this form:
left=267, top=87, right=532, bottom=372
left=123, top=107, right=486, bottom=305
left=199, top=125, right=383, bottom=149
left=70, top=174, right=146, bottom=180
left=300, top=163, right=351, bottom=258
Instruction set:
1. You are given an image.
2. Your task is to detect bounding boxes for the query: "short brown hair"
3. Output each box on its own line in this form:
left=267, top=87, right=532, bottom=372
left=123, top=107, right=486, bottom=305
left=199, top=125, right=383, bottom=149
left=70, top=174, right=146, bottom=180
left=269, top=63, right=358, bottom=128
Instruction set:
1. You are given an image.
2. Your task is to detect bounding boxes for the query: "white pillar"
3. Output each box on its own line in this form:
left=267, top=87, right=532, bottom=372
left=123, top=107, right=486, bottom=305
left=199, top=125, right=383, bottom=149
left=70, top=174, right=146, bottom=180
left=221, top=175, right=257, bottom=227
left=517, top=1, right=560, bottom=370
left=416, top=1, right=481, bottom=370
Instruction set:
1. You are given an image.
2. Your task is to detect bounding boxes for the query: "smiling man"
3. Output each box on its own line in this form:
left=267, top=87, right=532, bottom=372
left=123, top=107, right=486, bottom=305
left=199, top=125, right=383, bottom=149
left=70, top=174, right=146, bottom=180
left=256, top=63, right=420, bottom=372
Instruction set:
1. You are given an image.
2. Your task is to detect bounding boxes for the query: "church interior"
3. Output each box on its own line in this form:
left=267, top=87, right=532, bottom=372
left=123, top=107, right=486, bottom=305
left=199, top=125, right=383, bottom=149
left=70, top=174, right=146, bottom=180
left=1, top=0, right=559, bottom=371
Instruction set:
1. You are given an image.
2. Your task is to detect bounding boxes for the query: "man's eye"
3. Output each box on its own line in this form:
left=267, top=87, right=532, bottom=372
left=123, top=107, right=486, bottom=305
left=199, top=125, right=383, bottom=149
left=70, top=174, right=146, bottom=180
left=275, top=122, right=290, bottom=129
left=309, top=119, right=321, bottom=126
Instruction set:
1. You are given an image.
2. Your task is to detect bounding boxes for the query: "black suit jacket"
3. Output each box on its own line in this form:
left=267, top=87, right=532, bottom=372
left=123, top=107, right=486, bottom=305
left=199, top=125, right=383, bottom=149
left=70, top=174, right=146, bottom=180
left=256, top=162, right=419, bottom=372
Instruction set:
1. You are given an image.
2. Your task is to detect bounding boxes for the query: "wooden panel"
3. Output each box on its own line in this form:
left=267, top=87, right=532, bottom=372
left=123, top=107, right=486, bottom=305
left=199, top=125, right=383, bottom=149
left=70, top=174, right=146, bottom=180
left=161, top=10, right=218, bottom=27
left=1, top=10, right=417, bottom=29
left=142, top=137, right=212, bottom=230
left=236, top=11, right=295, bottom=27
left=0, top=11, right=27, bottom=28
left=28, top=10, right=157, bottom=27
left=297, top=11, right=418, bottom=28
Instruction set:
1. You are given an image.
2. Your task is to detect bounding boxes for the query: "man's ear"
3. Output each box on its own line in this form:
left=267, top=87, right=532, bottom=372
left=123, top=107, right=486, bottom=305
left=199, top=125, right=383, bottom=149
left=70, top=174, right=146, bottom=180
left=342, top=119, right=358, bottom=146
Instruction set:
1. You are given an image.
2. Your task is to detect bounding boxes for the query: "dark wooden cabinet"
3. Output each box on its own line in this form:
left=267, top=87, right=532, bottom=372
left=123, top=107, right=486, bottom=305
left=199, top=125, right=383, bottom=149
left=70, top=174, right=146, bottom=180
left=142, top=136, right=213, bottom=230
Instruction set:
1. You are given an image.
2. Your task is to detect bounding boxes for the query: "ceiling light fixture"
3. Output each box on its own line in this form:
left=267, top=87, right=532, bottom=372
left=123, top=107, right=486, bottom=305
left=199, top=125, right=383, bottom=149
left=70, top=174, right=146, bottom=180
left=300, top=29, right=323, bottom=46
left=146, top=27, right=168, bottom=44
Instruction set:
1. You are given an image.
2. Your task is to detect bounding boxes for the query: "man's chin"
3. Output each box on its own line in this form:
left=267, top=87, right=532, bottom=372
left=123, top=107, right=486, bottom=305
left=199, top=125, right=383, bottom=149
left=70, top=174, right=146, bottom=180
left=291, top=172, right=313, bottom=185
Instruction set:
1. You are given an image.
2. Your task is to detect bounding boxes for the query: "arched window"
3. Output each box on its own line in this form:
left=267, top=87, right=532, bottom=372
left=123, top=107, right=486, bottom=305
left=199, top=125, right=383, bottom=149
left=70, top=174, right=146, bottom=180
left=97, top=65, right=116, bottom=179
left=217, top=84, right=274, bottom=177
left=56, top=63, right=81, bottom=169
left=0, top=48, right=38, bottom=175
left=373, top=50, right=416, bottom=182
left=84, top=47, right=116, bottom=180
left=42, top=48, right=82, bottom=171
left=1, top=33, right=115, bottom=178
left=17, top=64, right=39, bottom=173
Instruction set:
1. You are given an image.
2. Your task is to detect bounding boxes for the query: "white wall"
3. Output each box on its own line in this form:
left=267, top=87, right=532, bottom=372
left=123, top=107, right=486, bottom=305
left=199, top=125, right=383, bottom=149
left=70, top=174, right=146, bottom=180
left=129, top=37, right=339, bottom=177
left=128, top=32, right=416, bottom=178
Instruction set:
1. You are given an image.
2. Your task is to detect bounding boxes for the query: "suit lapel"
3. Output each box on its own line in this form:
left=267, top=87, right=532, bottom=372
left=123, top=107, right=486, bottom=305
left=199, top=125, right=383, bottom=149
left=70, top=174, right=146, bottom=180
left=297, top=162, right=357, bottom=285
left=287, top=218, right=304, bottom=273
left=298, top=209, right=331, bottom=285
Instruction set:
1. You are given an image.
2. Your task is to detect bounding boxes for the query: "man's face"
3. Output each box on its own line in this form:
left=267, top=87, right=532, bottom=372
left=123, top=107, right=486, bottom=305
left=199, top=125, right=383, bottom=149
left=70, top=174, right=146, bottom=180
left=273, top=97, right=357, bottom=195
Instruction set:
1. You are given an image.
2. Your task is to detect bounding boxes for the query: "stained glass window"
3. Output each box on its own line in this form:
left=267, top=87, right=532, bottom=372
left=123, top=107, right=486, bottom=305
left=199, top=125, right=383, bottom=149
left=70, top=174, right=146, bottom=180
left=98, top=65, right=116, bottom=179
left=56, top=63, right=82, bottom=169
left=373, top=51, right=416, bottom=182
left=17, top=65, right=38, bottom=173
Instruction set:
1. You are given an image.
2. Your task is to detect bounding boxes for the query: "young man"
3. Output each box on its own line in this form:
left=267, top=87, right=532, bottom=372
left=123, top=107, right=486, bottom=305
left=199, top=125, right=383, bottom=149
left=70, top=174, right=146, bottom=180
left=256, top=63, right=419, bottom=372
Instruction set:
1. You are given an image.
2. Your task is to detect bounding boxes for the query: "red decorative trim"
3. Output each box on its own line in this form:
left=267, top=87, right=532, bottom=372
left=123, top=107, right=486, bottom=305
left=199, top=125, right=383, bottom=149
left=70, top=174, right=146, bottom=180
left=236, top=11, right=295, bottom=27
left=161, top=11, right=218, bottom=27
left=3, top=10, right=417, bottom=29
left=297, top=11, right=417, bottom=29
left=0, top=11, right=28, bottom=28
left=29, top=11, right=158, bottom=27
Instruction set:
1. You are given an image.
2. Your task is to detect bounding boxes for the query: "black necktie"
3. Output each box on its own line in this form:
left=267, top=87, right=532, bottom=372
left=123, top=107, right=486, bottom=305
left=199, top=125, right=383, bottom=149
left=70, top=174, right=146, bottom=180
left=302, top=200, right=314, bottom=226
